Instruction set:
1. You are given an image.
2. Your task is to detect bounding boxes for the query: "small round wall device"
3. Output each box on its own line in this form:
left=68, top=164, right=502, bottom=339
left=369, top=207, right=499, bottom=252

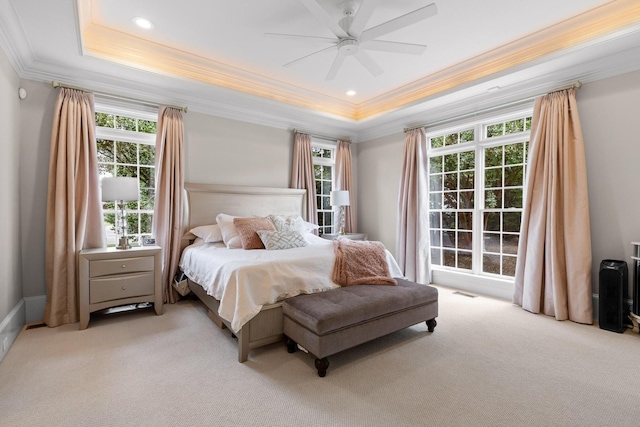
left=18, top=87, right=27, bottom=99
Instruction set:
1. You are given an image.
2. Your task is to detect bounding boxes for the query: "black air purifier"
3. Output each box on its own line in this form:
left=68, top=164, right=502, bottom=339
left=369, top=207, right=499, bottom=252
left=633, top=247, right=640, bottom=315
left=598, top=259, right=628, bottom=333
left=634, top=260, right=640, bottom=315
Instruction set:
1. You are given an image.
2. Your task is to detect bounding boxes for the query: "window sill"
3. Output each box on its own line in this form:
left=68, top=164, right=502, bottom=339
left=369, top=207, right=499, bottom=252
left=431, top=268, right=514, bottom=301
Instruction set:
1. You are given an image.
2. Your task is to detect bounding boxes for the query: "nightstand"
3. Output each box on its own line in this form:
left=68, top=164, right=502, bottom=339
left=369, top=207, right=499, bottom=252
left=78, top=245, right=162, bottom=329
left=321, top=233, right=368, bottom=241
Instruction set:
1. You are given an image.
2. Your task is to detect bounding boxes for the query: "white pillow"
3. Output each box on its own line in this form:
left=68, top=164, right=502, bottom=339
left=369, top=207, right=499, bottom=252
left=302, top=220, right=319, bottom=233
left=189, top=224, right=223, bottom=243
left=256, top=230, right=308, bottom=250
left=268, top=214, right=319, bottom=235
left=215, top=213, right=242, bottom=249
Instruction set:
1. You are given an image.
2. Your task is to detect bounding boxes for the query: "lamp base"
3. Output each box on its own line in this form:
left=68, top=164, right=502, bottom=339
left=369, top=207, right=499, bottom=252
left=116, top=236, right=131, bottom=250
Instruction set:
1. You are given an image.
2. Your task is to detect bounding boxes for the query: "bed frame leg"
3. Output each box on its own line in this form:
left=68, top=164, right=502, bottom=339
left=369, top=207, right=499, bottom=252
left=237, top=329, right=250, bottom=363
left=426, top=318, right=437, bottom=332
left=285, top=337, right=298, bottom=353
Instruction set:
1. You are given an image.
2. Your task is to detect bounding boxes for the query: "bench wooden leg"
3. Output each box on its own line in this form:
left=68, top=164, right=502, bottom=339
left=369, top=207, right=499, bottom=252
left=285, top=337, right=298, bottom=353
left=426, top=318, right=437, bottom=332
left=315, top=357, right=330, bottom=377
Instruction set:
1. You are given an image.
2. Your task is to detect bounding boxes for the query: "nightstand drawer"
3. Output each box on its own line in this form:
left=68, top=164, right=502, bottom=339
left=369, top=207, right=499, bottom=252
left=90, top=272, right=155, bottom=304
left=89, top=256, right=154, bottom=278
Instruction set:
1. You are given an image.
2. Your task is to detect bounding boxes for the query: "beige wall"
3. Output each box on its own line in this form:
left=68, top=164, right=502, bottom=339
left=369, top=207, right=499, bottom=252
left=0, top=45, right=22, bottom=322
left=579, top=70, right=640, bottom=297
left=184, top=112, right=293, bottom=187
left=357, top=69, right=640, bottom=300
left=355, top=133, right=404, bottom=257
left=15, top=87, right=315, bottom=307
left=8, top=65, right=640, bottom=324
left=19, top=80, right=56, bottom=299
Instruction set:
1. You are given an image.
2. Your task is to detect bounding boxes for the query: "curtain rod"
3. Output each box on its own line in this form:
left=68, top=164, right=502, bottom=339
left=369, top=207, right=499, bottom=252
left=293, top=128, right=351, bottom=143
left=51, top=81, right=188, bottom=113
left=404, top=81, right=582, bottom=133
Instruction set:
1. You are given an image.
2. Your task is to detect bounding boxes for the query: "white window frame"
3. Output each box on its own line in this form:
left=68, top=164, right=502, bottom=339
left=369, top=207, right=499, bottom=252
left=426, top=107, right=533, bottom=300
left=311, top=139, right=337, bottom=235
left=95, top=99, right=157, bottom=247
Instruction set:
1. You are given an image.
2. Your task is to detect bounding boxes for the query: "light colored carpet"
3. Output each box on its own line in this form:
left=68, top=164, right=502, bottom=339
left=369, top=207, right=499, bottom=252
left=1, top=286, right=639, bottom=427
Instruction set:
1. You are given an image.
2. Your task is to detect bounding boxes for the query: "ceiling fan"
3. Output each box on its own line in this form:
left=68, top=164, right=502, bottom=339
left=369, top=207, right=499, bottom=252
left=266, top=0, right=438, bottom=80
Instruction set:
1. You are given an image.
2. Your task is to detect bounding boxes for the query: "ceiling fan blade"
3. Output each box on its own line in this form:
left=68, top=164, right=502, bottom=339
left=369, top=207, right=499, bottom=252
left=325, top=49, right=348, bottom=80
left=283, top=45, right=338, bottom=68
left=360, top=3, right=438, bottom=43
left=265, top=33, right=336, bottom=44
left=354, top=50, right=383, bottom=77
left=298, top=0, right=349, bottom=39
left=348, top=0, right=381, bottom=37
left=363, top=40, right=427, bottom=55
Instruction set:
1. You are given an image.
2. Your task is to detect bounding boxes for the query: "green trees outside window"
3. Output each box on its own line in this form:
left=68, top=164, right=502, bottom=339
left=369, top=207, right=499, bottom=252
left=428, top=112, right=531, bottom=278
left=95, top=110, right=157, bottom=247
left=312, top=145, right=335, bottom=235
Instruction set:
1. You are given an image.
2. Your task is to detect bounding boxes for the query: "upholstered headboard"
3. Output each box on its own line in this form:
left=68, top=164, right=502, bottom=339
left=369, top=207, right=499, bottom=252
left=182, top=183, right=307, bottom=242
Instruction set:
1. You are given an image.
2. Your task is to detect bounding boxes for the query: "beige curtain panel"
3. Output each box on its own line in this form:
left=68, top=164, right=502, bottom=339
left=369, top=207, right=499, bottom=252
left=514, top=88, right=593, bottom=324
left=44, top=88, right=105, bottom=327
left=291, top=132, right=318, bottom=226
left=335, top=140, right=356, bottom=233
left=396, top=128, right=430, bottom=283
left=153, top=106, right=185, bottom=304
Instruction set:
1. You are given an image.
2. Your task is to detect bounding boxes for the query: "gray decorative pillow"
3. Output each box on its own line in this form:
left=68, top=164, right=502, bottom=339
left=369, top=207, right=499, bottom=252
left=256, top=230, right=308, bottom=250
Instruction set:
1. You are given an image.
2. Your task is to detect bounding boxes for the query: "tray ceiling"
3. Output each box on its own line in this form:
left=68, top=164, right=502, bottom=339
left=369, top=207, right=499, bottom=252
left=1, top=0, right=640, bottom=139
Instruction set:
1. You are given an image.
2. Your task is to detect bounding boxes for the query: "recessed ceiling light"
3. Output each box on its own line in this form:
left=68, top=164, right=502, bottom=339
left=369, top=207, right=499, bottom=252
left=346, top=90, right=356, bottom=96
left=133, top=17, right=154, bottom=30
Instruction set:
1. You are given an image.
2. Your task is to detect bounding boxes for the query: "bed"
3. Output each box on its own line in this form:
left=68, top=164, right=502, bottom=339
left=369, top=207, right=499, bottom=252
left=179, top=183, right=402, bottom=362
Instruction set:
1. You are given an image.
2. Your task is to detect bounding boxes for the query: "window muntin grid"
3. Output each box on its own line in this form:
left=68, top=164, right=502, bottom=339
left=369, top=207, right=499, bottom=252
left=312, top=144, right=335, bottom=235
left=428, top=112, right=532, bottom=279
left=481, top=141, right=529, bottom=276
left=96, top=111, right=157, bottom=247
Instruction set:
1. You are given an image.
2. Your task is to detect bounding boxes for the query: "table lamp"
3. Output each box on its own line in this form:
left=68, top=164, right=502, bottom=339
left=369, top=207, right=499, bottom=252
left=330, top=190, right=350, bottom=235
left=101, top=177, right=139, bottom=249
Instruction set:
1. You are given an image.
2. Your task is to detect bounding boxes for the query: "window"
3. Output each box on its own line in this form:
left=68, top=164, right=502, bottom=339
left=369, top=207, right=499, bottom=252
left=312, top=142, right=335, bottom=235
left=428, top=111, right=531, bottom=280
left=95, top=104, right=157, bottom=247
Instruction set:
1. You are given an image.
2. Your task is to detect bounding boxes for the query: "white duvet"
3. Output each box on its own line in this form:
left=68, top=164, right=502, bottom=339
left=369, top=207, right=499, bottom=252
left=179, top=234, right=403, bottom=333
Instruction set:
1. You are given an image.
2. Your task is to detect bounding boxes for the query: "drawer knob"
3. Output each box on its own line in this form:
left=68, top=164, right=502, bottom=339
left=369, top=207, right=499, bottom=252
left=122, top=286, right=127, bottom=290
left=121, top=264, right=126, bottom=268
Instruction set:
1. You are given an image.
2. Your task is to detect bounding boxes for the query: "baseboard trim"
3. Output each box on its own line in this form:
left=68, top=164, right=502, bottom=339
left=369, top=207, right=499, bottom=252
left=24, top=295, right=46, bottom=324
left=0, top=299, right=25, bottom=363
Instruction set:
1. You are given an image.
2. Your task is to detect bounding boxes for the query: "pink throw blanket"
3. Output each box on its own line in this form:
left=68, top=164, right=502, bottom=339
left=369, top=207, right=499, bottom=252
left=332, top=238, right=397, bottom=286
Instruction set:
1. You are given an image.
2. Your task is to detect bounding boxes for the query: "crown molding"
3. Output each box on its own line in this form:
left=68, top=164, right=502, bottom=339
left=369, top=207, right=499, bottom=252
left=81, top=24, right=359, bottom=119
left=356, top=0, right=640, bottom=119
left=0, top=0, right=33, bottom=75
left=16, top=53, right=360, bottom=139
left=355, top=36, right=640, bottom=142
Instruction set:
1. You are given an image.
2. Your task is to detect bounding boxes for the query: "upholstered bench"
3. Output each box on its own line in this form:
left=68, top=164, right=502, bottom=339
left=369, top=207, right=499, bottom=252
left=282, top=278, right=438, bottom=377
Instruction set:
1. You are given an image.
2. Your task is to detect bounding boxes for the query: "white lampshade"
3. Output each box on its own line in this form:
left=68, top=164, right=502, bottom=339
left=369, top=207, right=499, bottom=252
left=330, top=190, right=350, bottom=207
left=101, top=177, right=139, bottom=202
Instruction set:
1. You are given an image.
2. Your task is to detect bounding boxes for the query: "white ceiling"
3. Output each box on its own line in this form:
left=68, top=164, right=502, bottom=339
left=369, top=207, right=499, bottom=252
left=1, top=0, right=640, bottom=141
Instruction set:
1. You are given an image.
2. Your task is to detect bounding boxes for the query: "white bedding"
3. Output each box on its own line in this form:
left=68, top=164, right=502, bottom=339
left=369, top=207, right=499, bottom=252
left=179, top=234, right=403, bottom=333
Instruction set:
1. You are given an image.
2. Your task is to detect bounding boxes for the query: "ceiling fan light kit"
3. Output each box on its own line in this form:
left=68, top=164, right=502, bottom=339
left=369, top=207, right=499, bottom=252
left=267, top=0, right=438, bottom=80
